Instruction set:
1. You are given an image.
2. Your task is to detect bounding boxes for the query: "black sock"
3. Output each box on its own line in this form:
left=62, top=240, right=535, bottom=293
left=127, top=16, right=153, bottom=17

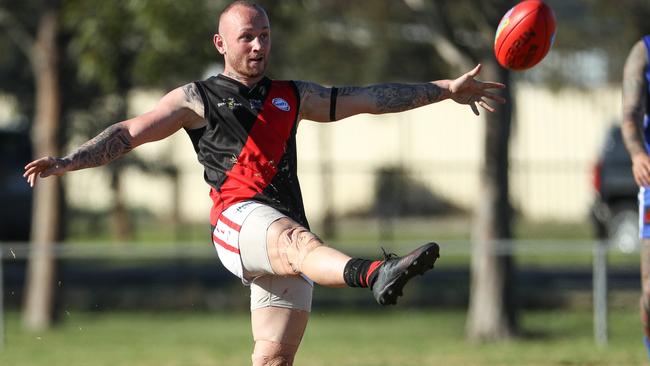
left=343, top=258, right=383, bottom=288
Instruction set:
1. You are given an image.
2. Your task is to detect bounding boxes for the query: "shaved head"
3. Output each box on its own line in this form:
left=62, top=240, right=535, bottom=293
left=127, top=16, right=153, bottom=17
left=218, top=1, right=268, bottom=33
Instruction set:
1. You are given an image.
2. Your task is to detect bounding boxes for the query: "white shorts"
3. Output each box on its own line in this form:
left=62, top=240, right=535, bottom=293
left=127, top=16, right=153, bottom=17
left=212, top=201, right=313, bottom=311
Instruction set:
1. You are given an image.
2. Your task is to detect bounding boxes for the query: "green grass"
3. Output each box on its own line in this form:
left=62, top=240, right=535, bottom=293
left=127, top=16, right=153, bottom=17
left=0, top=309, right=647, bottom=366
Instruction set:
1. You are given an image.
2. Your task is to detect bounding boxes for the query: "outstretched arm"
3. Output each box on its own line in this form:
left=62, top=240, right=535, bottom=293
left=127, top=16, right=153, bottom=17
left=23, top=83, right=206, bottom=187
left=622, top=40, right=650, bottom=187
left=296, top=64, right=506, bottom=122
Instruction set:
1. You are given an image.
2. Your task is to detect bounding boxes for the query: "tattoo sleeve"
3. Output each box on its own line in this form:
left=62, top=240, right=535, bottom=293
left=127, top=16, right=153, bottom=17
left=339, top=83, right=444, bottom=113
left=622, top=41, right=648, bottom=157
left=60, top=124, right=133, bottom=171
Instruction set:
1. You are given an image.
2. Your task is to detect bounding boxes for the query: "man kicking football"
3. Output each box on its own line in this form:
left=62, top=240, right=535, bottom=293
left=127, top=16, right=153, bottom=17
left=24, top=1, right=506, bottom=365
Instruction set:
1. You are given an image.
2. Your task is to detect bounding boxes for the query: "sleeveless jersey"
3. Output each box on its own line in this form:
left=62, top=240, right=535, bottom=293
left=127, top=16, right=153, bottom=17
left=643, top=35, right=650, bottom=152
left=184, top=74, right=309, bottom=229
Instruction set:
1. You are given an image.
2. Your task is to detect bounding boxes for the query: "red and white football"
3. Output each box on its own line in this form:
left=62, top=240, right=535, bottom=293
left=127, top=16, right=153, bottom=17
left=494, top=0, right=556, bottom=70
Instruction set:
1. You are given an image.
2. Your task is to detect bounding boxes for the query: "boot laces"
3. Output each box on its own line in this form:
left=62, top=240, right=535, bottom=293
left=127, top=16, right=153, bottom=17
left=380, top=247, right=397, bottom=260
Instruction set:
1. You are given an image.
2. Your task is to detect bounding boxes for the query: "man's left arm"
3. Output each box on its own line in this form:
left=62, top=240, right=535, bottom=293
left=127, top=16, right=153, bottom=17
left=296, top=64, right=505, bottom=122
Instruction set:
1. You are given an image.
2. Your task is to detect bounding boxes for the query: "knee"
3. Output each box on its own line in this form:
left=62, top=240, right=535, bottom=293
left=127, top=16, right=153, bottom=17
left=252, top=355, right=291, bottom=366
left=277, top=226, right=322, bottom=274
left=252, top=340, right=297, bottom=366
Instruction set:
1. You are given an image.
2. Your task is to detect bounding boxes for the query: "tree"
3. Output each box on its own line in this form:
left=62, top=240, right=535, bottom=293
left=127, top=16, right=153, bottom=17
left=0, top=0, right=221, bottom=329
left=393, top=0, right=517, bottom=340
left=0, top=0, right=63, bottom=331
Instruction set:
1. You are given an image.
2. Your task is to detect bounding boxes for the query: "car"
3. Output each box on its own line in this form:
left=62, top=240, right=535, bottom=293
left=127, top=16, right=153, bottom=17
left=0, top=127, right=33, bottom=241
left=590, top=125, right=639, bottom=252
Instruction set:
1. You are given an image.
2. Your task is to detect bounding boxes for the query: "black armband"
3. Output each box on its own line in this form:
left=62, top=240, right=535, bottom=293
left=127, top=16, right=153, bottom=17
left=329, top=87, right=338, bottom=121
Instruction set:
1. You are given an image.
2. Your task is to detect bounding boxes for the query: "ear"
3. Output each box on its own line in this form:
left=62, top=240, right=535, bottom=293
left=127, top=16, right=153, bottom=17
left=213, top=34, right=226, bottom=55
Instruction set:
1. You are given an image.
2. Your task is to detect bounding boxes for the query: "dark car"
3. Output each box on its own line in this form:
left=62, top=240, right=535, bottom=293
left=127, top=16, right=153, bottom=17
left=590, top=125, right=639, bottom=252
left=0, top=128, right=33, bottom=241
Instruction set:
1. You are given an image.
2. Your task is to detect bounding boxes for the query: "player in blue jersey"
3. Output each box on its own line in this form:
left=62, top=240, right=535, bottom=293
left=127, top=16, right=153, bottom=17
left=622, top=35, right=650, bottom=360
left=24, top=2, right=506, bottom=365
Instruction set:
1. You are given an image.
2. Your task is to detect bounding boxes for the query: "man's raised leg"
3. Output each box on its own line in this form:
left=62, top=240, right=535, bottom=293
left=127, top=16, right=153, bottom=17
left=266, top=217, right=440, bottom=305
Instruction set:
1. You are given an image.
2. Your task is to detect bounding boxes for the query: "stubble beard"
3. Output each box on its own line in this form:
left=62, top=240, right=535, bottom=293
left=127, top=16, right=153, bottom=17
left=229, top=55, right=267, bottom=81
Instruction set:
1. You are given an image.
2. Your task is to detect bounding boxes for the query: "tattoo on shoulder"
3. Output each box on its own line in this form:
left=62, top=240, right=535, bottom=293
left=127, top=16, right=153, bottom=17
left=182, top=83, right=202, bottom=104
left=296, top=81, right=330, bottom=101
left=182, top=83, right=205, bottom=117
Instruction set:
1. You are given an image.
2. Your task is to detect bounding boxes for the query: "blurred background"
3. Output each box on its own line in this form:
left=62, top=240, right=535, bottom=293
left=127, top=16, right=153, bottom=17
left=2, top=0, right=650, bottom=365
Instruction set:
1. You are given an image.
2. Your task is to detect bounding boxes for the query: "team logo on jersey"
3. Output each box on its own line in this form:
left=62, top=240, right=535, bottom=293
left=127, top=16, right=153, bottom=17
left=272, top=98, right=290, bottom=112
left=217, top=97, right=243, bottom=110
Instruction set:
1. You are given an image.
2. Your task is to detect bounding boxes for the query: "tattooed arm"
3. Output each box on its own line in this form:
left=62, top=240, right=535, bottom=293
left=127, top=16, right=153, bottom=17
left=24, top=83, right=206, bottom=187
left=622, top=40, right=650, bottom=187
left=296, top=64, right=505, bottom=122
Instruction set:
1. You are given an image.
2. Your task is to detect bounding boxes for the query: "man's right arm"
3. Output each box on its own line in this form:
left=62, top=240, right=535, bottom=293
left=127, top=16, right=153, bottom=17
left=622, top=40, right=650, bottom=186
left=24, top=83, right=206, bottom=187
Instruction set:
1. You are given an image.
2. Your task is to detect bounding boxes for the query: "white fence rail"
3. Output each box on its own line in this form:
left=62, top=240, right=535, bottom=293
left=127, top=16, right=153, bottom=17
left=0, top=239, right=627, bottom=349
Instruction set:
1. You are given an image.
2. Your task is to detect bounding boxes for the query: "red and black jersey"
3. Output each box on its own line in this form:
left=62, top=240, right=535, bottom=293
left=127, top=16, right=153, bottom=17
left=185, top=74, right=309, bottom=228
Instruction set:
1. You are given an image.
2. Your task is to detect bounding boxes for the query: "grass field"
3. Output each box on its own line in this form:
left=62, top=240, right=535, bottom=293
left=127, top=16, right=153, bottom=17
left=0, top=309, right=647, bottom=366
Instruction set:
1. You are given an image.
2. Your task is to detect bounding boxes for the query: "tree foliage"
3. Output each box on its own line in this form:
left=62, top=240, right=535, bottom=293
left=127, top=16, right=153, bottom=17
left=63, top=0, right=218, bottom=93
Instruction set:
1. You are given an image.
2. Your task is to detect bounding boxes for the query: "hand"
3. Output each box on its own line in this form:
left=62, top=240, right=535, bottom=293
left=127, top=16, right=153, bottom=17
left=23, top=156, right=69, bottom=187
left=448, top=64, right=507, bottom=115
left=633, top=153, right=650, bottom=187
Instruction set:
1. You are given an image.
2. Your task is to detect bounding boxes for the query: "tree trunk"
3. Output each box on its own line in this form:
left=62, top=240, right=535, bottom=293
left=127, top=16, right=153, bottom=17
left=110, top=168, right=133, bottom=243
left=319, top=128, right=337, bottom=240
left=466, top=58, right=518, bottom=341
left=23, top=3, right=61, bottom=331
left=109, top=98, right=133, bottom=243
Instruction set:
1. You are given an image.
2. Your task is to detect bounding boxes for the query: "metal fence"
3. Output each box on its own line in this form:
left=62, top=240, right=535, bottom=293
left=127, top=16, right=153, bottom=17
left=0, top=239, right=634, bottom=349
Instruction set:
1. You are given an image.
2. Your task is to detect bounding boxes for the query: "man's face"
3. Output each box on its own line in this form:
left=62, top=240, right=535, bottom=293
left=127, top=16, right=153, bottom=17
left=215, top=6, right=271, bottom=81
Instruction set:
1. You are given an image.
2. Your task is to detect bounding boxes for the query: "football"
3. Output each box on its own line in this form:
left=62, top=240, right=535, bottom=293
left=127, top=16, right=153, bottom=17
left=494, top=0, right=556, bottom=70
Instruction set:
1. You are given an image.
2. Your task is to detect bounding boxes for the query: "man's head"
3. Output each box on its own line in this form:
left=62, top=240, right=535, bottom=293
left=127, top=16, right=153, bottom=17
left=214, top=1, right=270, bottom=85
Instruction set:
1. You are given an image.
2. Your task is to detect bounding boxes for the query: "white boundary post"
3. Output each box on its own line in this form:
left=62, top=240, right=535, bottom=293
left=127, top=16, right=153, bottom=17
left=593, top=240, right=608, bottom=346
left=0, top=246, right=4, bottom=351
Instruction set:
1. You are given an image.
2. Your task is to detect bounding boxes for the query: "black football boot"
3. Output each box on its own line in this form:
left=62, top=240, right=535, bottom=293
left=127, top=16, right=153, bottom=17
left=372, top=242, right=440, bottom=305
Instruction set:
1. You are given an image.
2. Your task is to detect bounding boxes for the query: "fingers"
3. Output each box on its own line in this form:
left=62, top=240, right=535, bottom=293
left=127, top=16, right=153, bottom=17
left=468, top=64, right=482, bottom=77
left=635, top=161, right=650, bottom=187
left=23, top=156, right=58, bottom=188
left=26, top=171, right=38, bottom=188
left=23, top=163, right=45, bottom=178
left=482, top=91, right=507, bottom=104
left=480, top=81, right=507, bottom=90
left=23, top=159, right=47, bottom=178
left=25, top=168, right=46, bottom=187
left=478, top=99, right=496, bottom=113
left=639, top=175, right=650, bottom=187
left=470, top=102, right=480, bottom=116
left=640, top=171, right=650, bottom=187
